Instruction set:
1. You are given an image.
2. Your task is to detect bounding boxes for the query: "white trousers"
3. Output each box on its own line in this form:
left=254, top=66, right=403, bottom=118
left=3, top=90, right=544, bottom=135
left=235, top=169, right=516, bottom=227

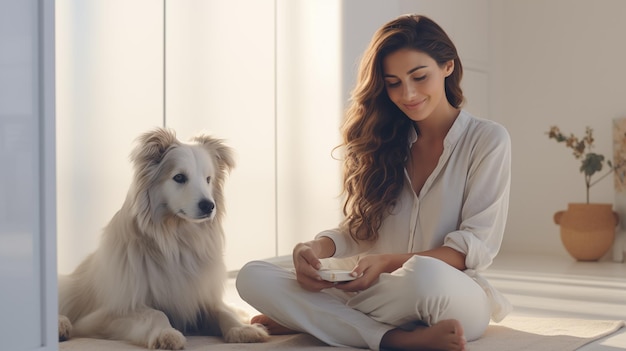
left=236, top=255, right=490, bottom=350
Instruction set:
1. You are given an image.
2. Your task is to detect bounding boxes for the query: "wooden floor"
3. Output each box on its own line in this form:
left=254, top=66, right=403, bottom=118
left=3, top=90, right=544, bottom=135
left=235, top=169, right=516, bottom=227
left=226, top=252, right=626, bottom=350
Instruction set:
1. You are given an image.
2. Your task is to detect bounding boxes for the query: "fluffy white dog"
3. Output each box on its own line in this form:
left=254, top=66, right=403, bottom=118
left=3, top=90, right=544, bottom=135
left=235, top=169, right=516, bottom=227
left=58, top=128, right=268, bottom=349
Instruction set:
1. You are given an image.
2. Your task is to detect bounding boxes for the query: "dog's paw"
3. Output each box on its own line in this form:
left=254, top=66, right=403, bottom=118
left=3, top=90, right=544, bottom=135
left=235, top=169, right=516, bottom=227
left=224, top=323, right=270, bottom=343
left=58, top=315, right=72, bottom=341
left=148, top=328, right=186, bottom=350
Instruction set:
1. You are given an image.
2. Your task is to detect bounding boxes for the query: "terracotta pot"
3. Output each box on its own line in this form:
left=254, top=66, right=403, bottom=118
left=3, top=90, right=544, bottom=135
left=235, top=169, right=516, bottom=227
left=554, top=203, right=619, bottom=261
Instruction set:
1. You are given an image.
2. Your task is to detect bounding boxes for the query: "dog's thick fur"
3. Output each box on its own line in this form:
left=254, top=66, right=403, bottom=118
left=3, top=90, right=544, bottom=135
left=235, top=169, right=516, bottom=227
left=58, top=128, right=268, bottom=349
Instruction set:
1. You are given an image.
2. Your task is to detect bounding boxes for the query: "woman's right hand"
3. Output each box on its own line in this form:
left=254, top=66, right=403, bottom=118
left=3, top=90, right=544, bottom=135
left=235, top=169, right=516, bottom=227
left=292, top=240, right=336, bottom=291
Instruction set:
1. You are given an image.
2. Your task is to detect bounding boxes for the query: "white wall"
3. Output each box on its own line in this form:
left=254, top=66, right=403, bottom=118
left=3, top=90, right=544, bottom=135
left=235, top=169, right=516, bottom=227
left=490, top=0, right=626, bottom=258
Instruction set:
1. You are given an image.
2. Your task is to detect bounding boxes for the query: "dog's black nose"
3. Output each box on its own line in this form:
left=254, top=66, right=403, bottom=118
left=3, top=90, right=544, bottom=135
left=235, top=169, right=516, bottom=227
left=198, top=200, right=215, bottom=215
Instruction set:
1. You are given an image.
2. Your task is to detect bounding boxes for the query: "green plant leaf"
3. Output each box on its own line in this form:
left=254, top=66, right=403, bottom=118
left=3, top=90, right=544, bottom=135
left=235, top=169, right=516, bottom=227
left=580, top=153, right=604, bottom=176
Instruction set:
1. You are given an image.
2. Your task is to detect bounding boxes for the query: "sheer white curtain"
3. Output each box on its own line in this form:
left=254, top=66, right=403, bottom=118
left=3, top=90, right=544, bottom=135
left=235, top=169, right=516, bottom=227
left=56, top=0, right=164, bottom=274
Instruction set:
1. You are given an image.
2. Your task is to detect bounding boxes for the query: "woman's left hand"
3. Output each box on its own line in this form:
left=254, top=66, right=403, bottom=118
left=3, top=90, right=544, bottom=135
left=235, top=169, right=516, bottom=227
left=334, top=253, right=395, bottom=292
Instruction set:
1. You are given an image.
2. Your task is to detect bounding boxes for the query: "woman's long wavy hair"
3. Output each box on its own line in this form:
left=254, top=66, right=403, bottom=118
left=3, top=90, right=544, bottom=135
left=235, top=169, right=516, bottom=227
left=340, top=14, right=464, bottom=242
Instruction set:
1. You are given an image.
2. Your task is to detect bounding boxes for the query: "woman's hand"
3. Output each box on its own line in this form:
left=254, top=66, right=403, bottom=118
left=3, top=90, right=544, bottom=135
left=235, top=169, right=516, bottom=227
left=335, top=253, right=396, bottom=293
left=336, top=248, right=467, bottom=292
left=292, top=239, right=336, bottom=292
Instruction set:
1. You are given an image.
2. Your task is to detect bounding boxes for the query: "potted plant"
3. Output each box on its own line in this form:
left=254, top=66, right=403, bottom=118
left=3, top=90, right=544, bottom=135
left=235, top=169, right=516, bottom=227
left=547, top=126, right=620, bottom=261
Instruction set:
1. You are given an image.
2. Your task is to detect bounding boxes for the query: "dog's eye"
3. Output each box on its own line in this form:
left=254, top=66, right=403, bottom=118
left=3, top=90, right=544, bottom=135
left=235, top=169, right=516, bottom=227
left=173, top=174, right=187, bottom=184
left=206, top=176, right=211, bottom=184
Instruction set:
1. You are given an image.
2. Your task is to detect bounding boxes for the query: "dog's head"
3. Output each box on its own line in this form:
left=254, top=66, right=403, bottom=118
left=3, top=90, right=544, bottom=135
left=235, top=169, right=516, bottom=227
left=129, top=128, right=235, bottom=231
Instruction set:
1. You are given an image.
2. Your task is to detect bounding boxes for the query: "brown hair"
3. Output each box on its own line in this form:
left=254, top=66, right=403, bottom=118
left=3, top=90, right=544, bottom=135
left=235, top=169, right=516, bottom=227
left=340, top=14, right=464, bottom=241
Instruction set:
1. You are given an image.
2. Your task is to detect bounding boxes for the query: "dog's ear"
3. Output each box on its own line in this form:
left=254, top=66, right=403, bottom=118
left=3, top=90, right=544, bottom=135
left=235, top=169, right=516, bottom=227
left=131, top=127, right=180, bottom=168
left=129, top=128, right=180, bottom=232
left=192, top=134, right=236, bottom=174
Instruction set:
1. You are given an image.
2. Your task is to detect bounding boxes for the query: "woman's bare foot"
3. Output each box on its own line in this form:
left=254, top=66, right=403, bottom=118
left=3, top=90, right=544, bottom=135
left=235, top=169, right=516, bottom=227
left=250, top=314, right=299, bottom=335
left=380, top=319, right=466, bottom=351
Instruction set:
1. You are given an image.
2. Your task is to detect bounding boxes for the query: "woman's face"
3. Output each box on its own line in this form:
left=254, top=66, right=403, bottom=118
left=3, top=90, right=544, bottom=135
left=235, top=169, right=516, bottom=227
left=382, top=48, right=453, bottom=122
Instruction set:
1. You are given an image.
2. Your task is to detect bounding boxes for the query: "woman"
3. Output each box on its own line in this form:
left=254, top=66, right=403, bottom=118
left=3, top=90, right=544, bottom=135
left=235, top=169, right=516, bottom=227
left=237, top=14, right=511, bottom=351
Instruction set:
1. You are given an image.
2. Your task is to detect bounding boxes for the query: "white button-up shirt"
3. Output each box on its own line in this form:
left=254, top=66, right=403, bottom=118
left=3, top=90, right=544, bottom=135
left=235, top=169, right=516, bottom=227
left=317, top=110, right=512, bottom=321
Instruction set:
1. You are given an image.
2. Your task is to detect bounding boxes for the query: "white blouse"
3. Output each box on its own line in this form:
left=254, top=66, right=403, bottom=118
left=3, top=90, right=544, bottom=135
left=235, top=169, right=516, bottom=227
left=316, top=110, right=512, bottom=321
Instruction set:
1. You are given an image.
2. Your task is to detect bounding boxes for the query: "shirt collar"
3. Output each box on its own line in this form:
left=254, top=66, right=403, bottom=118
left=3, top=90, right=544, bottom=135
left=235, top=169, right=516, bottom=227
left=407, top=110, right=470, bottom=148
left=444, top=110, right=470, bottom=148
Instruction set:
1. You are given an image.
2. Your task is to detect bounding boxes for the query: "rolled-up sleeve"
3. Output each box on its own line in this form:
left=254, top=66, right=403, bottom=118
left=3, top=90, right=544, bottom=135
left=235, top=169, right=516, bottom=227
left=444, top=124, right=511, bottom=271
left=315, top=112, right=511, bottom=272
left=315, top=228, right=366, bottom=258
